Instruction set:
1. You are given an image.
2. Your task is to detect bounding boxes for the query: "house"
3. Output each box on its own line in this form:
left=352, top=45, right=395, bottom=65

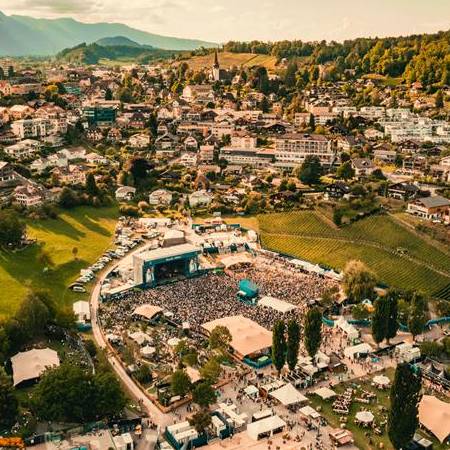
left=115, top=186, right=136, bottom=201
left=107, top=127, right=123, bottom=143
left=387, top=182, right=422, bottom=201
left=128, top=112, right=146, bottom=129
left=0, top=161, right=17, bottom=186
left=351, top=158, right=376, bottom=178
left=85, top=152, right=108, bottom=165
left=182, top=85, right=214, bottom=102
left=59, top=147, right=86, bottom=161
left=13, top=183, right=47, bottom=207
left=373, top=148, right=397, bottom=163
left=407, top=195, right=450, bottom=222
left=324, top=182, right=351, bottom=199
left=364, top=128, right=384, bottom=140
left=198, top=145, right=215, bottom=163
left=11, top=118, right=51, bottom=139
left=430, top=156, right=450, bottom=183
left=184, top=135, right=198, bottom=150
left=128, top=133, right=151, bottom=149
left=336, top=136, right=359, bottom=152
left=179, top=153, right=197, bottom=167
left=148, top=189, right=173, bottom=206
left=402, top=155, right=427, bottom=174
left=155, top=133, right=178, bottom=156
left=86, top=127, right=103, bottom=142
left=54, top=165, right=89, bottom=185
left=9, top=104, right=34, bottom=120
left=4, top=139, right=41, bottom=159
left=189, top=190, right=212, bottom=208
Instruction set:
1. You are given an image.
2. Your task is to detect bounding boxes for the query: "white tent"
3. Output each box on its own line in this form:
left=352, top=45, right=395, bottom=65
left=269, top=383, right=308, bottom=406
left=314, top=386, right=336, bottom=400
left=132, top=304, right=163, bottom=321
left=11, top=348, right=60, bottom=386
left=299, top=405, right=321, bottom=419
left=247, top=415, right=286, bottom=441
left=335, top=316, right=359, bottom=341
left=73, top=301, right=90, bottom=322
left=141, top=345, right=156, bottom=357
left=344, top=343, right=373, bottom=359
left=259, top=296, right=297, bottom=313
left=373, top=375, right=390, bottom=388
left=244, top=385, right=259, bottom=398
left=355, top=411, right=374, bottom=424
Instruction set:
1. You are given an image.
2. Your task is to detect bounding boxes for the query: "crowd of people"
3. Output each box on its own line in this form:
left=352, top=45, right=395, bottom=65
left=99, top=256, right=337, bottom=334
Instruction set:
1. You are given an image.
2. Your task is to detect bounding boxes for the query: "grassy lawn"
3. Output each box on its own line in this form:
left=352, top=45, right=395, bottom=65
left=0, top=206, right=118, bottom=320
left=308, top=368, right=447, bottom=450
left=221, top=211, right=450, bottom=298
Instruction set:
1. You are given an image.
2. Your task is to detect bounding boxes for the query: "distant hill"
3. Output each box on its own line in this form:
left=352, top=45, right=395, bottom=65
left=57, top=41, right=176, bottom=65
left=95, top=36, right=145, bottom=48
left=0, top=10, right=216, bottom=56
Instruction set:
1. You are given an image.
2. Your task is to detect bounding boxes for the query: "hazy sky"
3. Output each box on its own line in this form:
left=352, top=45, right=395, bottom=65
left=1, top=0, right=449, bottom=43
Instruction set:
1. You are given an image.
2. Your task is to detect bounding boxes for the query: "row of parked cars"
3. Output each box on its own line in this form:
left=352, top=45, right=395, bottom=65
left=70, top=233, right=144, bottom=292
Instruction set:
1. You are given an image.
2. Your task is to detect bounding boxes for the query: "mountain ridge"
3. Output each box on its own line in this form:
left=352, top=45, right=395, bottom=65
left=0, top=11, right=216, bottom=56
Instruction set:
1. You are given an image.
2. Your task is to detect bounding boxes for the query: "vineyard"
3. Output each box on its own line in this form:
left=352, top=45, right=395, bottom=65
left=257, top=211, right=450, bottom=299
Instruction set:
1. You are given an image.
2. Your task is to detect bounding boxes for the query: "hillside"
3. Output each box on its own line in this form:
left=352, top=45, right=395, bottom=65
left=0, top=10, right=216, bottom=56
left=174, top=52, right=278, bottom=71
left=58, top=42, right=176, bottom=65
left=95, top=36, right=145, bottom=48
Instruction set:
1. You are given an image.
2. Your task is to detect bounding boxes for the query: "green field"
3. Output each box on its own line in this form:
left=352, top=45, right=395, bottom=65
left=256, top=211, right=450, bottom=298
left=0, top=206, right=118, bottom=320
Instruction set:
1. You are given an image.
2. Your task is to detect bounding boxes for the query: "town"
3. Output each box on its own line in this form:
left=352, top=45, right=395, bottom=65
left=0, top=4, right=449, bottom=450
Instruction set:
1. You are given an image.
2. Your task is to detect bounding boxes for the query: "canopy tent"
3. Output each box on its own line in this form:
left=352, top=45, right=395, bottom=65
left=335, top=316, right=359, bottom=341
left=258, top=296, right=297, bottom=313
left=419, top=395, right=450, bottom=443
left=73, top=300, right=90, bottom=322
left=299, top=405, right=321, bottom=419
left=244, top=385, right=259, bottom=398
left=269, top=383, right=308, bottom=406
left=128, top=331, right=151, bottom=346
left=373, top=375, right=390, bottom=388
left=11, top=348, right=60, bottom=386
left=355, top=411, right=374, bottom=424
left=221, top=254, right=253, bottom=269
left=202, top=315, right=272, bottom=359
left=132, top=304, right=163, bottom=321
left=344, top=343, right=373, bottom=359
left=246, top=415, right=286, bottom=441
left=141, top=345, right=156, bottom=357
left=314, top=386, right=336, bottom=400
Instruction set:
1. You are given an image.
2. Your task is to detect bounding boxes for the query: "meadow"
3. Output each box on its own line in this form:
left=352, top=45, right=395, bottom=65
left=0, top=206, right=118, bottom=320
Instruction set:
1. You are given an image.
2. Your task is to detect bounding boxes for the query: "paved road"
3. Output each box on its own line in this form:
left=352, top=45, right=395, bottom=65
left=89, top=248, right=173, bottom=429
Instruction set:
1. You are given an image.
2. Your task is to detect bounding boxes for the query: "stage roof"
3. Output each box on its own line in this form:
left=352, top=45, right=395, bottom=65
left=11, top=348, right=60, bottom=386
left=259, top=296, right=296, bottom=313
left=419, top=395, right=450, bottom=443
left=269, top=383, right=308, bottom=406
left=135, top=243, right=201, bottom=264
left=202, top=315, right=272, bottom=357
left=132, top=304, right=163, bottom=320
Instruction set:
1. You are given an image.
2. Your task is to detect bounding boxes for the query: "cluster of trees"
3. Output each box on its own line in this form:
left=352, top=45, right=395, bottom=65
left=0, top=209, right=26, bottom=247
left=32, top=360, right=126, bottom=423
left=272, top=311, right=322, bottom=375
left=342, top=260, right=378, bottom=302
left=371, top=291, right=399, bottom=345
left=0, top=291, right=75, bottom=364
left=223, top=30, right=450, bottom=86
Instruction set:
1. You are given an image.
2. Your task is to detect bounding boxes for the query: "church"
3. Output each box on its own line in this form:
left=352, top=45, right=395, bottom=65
left=210, top=49, right=229, bottom=82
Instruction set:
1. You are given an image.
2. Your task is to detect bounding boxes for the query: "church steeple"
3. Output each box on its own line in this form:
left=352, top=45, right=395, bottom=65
left=213, top=49, right=219, bottom=69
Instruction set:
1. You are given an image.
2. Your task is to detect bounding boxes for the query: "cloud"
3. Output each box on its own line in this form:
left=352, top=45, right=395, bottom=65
left=8, top=0, right=103, bottom=14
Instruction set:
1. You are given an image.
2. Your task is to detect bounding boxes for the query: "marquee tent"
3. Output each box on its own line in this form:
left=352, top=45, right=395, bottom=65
left=419, top=395, right=450, bottom=443
left=11, top=348, right=60, bottom=386
left=132, top=304, right=163, bottom=321
left=314, top=386, right=336, bottom=400
left=259, top=296, right=297, bottom=313
left=269, top=383, right=308, bottom=406
left=202, top=315, right=272, bottom=359
left=247, top=415, right=286, bottom=441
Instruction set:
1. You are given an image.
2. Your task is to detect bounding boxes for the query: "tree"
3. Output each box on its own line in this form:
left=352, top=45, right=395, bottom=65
left=299, top=155, right=322, bottom=185
left=199, top=357, right=221, bottom=384
left=342, top=260, right=377, bottom=302
left=352, top=303, right=370, bottom=320
left=72, top=247, right=79, bottom=260
left=371, top=297, right=389, bottom=345
left=304, top=308, right=322, bottom=358
left=336, top=161, right=355, bottom=180
left=386, top=291, right=399, bottom=343
left=192, top=382, right=216, bottom=408
left=105, top=87, right=113, bottom=101
left=33, top=363, right=95, bottom=422
left=59, top=187, right=78, bottom=209
left=435, top=90, right=444, bottom=108
left=286, top=320, right=300, bottom=371
left=85, top=172, right=99, bottom=197
left=189, top=409, right=212, bottom=434
left=0, top=210, right=25, bottom=247
left=17, top=292, right=50, bottom=339
left=333, top=208, right=343, bottom=226
left=0, top=367, right=18, bottom=430
left=309, top=114, right=315, bottom=131
left=0, top=326, right=10, bottom=363
left=272, top=320, right=286, bottom=375
left=408, top=293, right=428, bottom=340
left=388, top=363, right=422, bottom=449
left=170, top=370, right=191, bottom=397
left=284, top=62, right=298, bottom=88
left=93, top=370, right=126, bottom=418
left=208, top=325, right=232, bottom=352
